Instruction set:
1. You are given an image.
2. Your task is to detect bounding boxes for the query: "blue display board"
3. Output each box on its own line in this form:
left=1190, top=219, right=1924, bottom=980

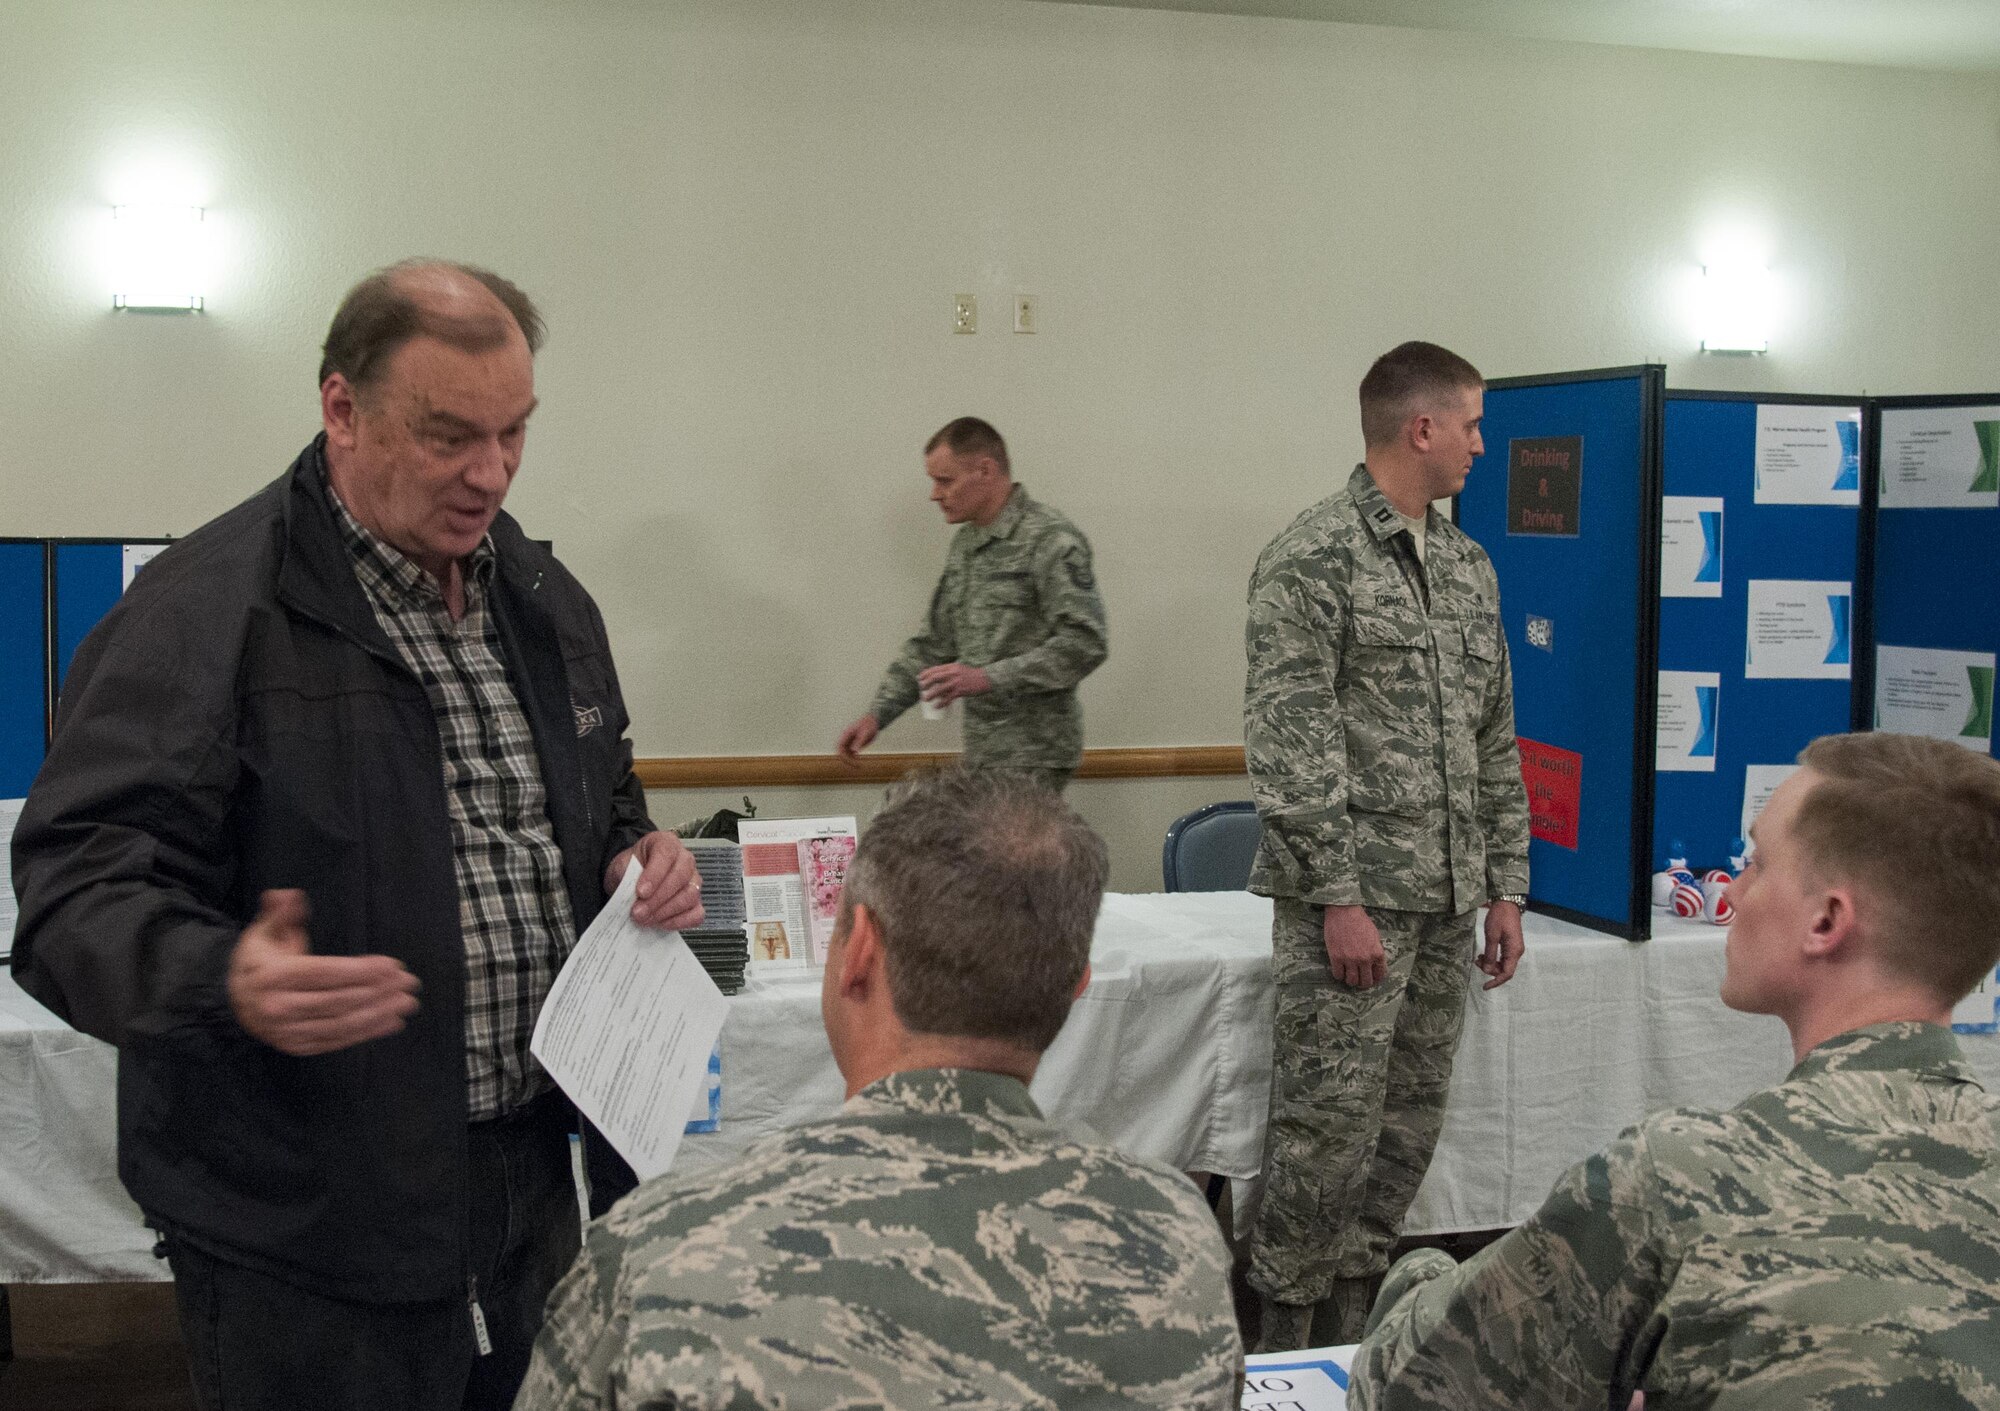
left=0, top=541, right=172, bottom=800
left=0, top=541, right=50, bottom=798
left=1869, top=394, right=2000, bottom=761
left=1654, top=394, right=1866, bottom=873
left=1458, top=367, right=1663, bottom=939
left=52, top=542, right=135, bottom=695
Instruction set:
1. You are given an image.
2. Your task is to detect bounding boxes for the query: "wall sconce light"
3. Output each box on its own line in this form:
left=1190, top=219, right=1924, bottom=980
left=1698, top=260, right=1771, bottom=354
left=110, top=205, right=207, bottom=312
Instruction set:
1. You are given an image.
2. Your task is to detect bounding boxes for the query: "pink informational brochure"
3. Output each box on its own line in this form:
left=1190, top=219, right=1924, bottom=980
left=798, top=833, right=858, bottom=965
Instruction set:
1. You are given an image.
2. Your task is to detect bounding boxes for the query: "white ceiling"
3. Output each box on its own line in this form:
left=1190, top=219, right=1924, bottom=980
left=1028, top=0, right=2000, bottom=72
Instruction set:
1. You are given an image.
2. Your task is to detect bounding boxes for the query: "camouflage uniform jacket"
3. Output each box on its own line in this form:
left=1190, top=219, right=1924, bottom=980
left=516, top=1067, right=1244, bottom=1411
left=1349, top=1022, right=2000, bottom=1410
left=1244, top=464, right=1528, bottom=914
left=869, top=485, right=1107, bottom=771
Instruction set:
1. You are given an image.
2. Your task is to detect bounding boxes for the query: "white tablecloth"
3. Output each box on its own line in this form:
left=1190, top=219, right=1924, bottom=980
left=0, top=975, right=155, bottom=1282
left=6, top=896, right=1997, bottom=1283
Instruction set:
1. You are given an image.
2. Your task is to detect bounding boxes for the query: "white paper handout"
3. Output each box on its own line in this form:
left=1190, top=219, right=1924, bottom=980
left=739, top=815, right=859, bottom=972
left=1879, top=405, right=2000, bottom=509
left=1875, top=645, right=1996, bottom=753
left=1660, top=497, right=1724, bottom=598
left=1740, top=764, right=1800, bottom=845
left=1243, top=1345, right=1356, bottom=1411
left=1753, top=405, right=1862, bottom=506
left=1745, top=580, right=1851, bottom=680
left=531, top=861, right=729, bottom=1182
left=1657, top=671, right=1720, bottom=773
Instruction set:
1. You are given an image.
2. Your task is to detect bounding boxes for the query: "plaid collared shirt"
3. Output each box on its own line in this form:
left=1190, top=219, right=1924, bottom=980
left=326, top=480, right=577, bottom=1120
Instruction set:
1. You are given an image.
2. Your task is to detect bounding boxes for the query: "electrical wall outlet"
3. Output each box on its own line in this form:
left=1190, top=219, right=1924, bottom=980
left=1014, top=293, right=1037, bottom=334
left=953, top=293, right=977, bottom=334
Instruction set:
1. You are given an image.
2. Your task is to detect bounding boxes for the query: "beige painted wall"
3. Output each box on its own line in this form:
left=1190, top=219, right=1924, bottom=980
left=2, top=0, right=1996, bottom=887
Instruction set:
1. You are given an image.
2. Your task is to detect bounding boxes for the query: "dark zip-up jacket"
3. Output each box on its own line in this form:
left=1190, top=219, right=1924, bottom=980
left=10, top=437, right=652, bottom=1302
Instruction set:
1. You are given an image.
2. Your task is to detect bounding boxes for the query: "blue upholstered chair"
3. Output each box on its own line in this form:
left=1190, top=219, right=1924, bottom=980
left=1161, top=800, right=1260, bottom=892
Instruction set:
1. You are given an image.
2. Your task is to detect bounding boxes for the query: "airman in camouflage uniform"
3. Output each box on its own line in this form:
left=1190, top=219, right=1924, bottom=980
left=516, top=1067, right=1244, bottom=1411
left=1349, top=732, right=2000, bottom=1408
left=1349, top=1022, right=2000, bottom=1410
left=840, top=419, right=1106, bottom=792
left=1244, top=344, right=1529, bottom=1351
left=519, top=767, right=1242, bottom=1411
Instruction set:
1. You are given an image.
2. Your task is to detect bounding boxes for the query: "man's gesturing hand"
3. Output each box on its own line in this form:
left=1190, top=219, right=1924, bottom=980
left=228, top=890, right=421, bottom=1056
left=1323, top=904, right=1388, bottom=989
left=605, top=830, right=705, bottom=931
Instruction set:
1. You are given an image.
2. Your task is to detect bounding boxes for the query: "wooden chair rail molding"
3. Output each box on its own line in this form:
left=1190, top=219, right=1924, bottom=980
left=635, top=745, right=1247, bottom=789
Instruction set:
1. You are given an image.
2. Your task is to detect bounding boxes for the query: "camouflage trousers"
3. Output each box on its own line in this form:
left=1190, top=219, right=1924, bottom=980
left=1248, top=899, right=1475, bottom=1306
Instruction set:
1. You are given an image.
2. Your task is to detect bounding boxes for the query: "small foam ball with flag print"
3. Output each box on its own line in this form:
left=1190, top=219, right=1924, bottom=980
left=1703, top=867, right=1733, bottom=888
left=1670, top=881, right=1705, bottom=918
left=1703, top=878, right=1734, bottom=925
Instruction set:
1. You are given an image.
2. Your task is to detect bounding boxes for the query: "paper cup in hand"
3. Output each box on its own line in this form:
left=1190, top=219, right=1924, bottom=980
left=920, top=697, right=952, bottom=722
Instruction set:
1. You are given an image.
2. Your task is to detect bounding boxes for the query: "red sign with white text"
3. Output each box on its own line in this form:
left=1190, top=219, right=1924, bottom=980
left=1517, top=737, right=1582, bottom=851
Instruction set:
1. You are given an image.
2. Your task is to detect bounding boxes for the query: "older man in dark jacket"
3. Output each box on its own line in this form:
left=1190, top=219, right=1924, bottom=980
left=10, top=260, right=702, bottom=1411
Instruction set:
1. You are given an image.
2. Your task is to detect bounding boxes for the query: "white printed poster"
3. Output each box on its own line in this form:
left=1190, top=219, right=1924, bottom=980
left=1740, top=764, right=1800, bottom=845
left=0, top=797, right=22, bottom=959
left=121, top=542, right=167, bottom=589
left=1242, top=1346, right=1355, bottom=1411
left=1745, top=580, right=1851, bottom=680
left=1660, top=497, right=1724, bottom=598
left=1874, top=645, right=1996, bottom=753
left=1754, top=405, right=1861, bottom=506
left=1657, top=671, right=1721, bottom=773
left=1879, top=405, right=2000, bottom=509
left=738, top=816, right=859, bottom=972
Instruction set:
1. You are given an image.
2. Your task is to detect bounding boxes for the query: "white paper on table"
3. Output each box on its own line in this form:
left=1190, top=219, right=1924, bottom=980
left=1660, top=497, right=1724, bottom=598
left=531, top=862, right=729, bottom=1182
left=0, top=798, right=23, bottom=960
left=122, top=543, right=168, bottom=589
left=1243, top=1345, right=1355, bottom=1410
left=1740, top=764, right=1800, bottom=845
left=1753, top=405, right=1861, bottom=506
left=1951, top=968, right=1998, bottom=1033
left=1657, top=671, right=1720, bottom=773
left=1875, top=645, right=1996, bottom=753
left=738, top=816, right=857, bottom=974
left=1879, top=405, right=2000, bottom=510
left=1745, top=580, right=1851, bottom=680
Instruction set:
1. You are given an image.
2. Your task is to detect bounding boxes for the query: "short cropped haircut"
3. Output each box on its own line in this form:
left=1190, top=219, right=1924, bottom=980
left=319, top=259, right=546, bottom=391
left=1793, top=732, right=2000, bottom=1002
left=1359, top=341, right=1483, bottom=449
left=924, top=416, right=1010, bottom=476
left=838, top=767, right=1108, bottom=1051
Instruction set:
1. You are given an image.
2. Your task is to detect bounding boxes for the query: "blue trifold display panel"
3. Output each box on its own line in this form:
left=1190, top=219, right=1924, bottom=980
left=0, top=542, right=50, bottom=798
left=53, top=543, right=132, bottom=695
left=1654, top=395, right=1863, bottom=873
left=0, top=542, right=171, bottom=802
left=1458, top=368, right=1661, bottom=939
left=1871, top=394, right=2000, bottom=763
